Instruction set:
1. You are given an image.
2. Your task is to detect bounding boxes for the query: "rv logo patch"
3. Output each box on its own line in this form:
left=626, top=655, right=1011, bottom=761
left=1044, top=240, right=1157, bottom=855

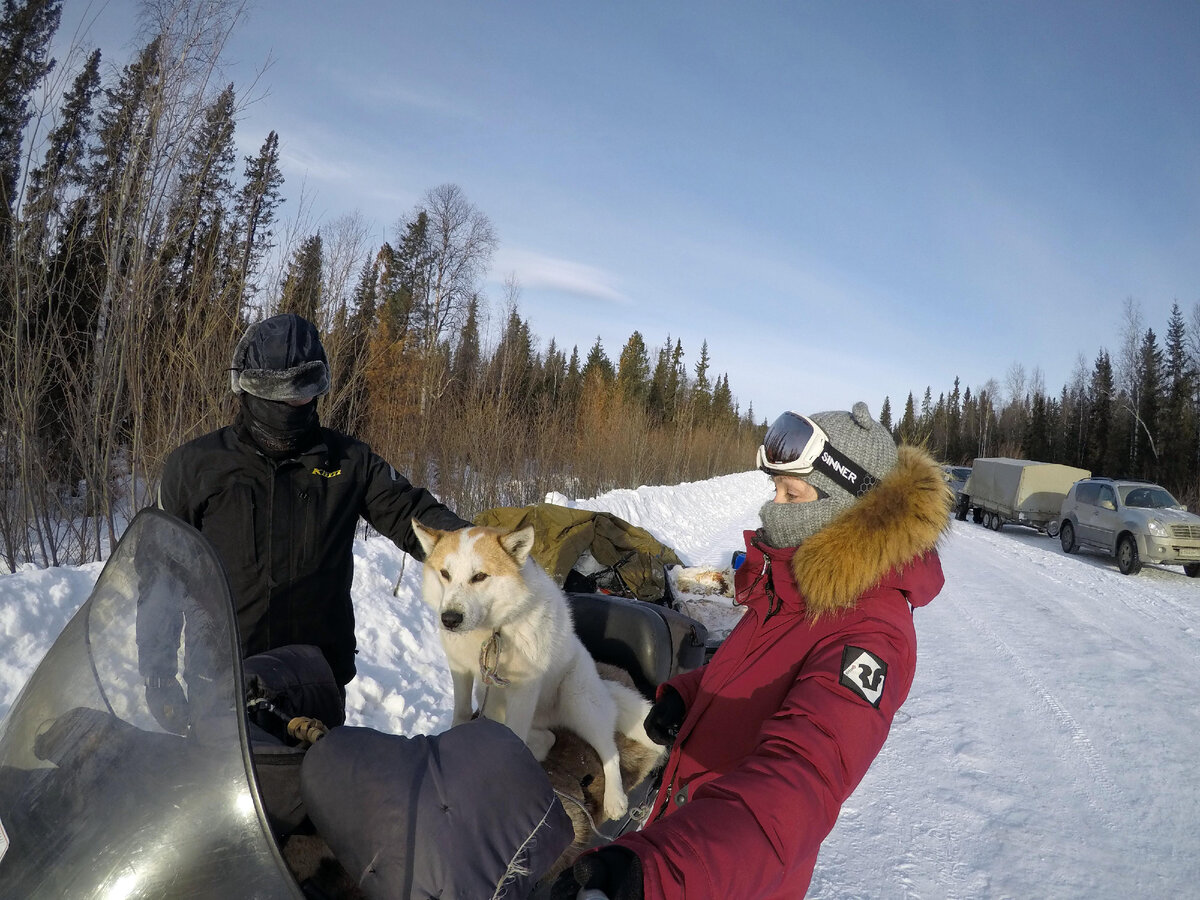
left=840, top=646, right=888, bottom=708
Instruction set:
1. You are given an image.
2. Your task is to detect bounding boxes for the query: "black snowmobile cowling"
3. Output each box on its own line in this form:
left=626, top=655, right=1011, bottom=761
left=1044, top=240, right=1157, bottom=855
left=0, top=510, right=576, bottom=899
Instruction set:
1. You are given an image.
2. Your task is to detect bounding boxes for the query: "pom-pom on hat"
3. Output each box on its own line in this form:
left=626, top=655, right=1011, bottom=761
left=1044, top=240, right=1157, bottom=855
left=807, top=401, right=898, bottom=503
left=230, top=313, right=330, bottom=402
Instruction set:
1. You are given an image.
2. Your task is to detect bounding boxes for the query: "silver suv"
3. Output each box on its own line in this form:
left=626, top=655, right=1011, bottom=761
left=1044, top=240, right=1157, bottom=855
left=1058, top=478, right=1200, bottom=576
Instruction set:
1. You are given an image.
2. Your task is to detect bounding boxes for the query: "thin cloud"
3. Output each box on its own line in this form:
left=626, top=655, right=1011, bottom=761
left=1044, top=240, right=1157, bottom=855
left=495, top=248, right=631, bottom=305
left=322, top=64, right=481, bottom=122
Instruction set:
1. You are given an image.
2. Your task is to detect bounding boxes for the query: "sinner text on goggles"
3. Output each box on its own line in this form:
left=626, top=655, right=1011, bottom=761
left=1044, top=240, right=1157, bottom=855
left=757, top=412, right=880, bottom=497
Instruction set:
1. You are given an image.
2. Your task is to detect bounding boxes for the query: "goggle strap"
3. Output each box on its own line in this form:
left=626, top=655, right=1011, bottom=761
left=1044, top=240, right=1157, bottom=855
left=812, top=442, right=880, bottom=497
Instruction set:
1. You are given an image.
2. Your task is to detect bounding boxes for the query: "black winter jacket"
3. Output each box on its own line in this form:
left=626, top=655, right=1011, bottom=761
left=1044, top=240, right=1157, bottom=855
left=159, top=420, right=468, bottom=685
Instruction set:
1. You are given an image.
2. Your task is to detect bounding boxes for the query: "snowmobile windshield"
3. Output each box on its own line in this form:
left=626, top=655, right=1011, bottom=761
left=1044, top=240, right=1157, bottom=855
left=0, top=509, right=302, bottom=899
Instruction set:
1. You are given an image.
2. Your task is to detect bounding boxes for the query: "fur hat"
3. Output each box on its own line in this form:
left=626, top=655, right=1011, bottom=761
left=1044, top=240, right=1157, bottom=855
left=760, top=401, right=898, bottom=548
left=230, top=313, right=330, bottom=402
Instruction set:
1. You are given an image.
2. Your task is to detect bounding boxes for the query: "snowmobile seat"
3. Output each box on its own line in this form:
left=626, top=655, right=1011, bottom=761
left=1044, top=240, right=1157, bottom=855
left=567, top=592, right=708, bottom=700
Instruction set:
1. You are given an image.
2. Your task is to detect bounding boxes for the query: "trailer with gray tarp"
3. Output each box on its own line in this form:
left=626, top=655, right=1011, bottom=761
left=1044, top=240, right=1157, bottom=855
left=957, top=457, right=1091, bottom=535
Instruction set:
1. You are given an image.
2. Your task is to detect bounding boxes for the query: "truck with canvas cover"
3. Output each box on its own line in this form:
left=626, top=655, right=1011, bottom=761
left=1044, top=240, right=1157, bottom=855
left=957, top=457, right=1090, bottom=534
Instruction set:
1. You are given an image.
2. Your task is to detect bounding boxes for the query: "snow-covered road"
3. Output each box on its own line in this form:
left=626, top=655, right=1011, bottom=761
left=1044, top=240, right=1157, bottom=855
left=814, top=518, right=1199, bottom=899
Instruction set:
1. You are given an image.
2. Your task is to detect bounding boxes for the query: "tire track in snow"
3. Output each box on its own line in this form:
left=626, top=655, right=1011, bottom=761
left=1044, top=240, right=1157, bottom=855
left=952, top=596, right=1123, bottom=831
left=951, top=520, right=1197, bottom=635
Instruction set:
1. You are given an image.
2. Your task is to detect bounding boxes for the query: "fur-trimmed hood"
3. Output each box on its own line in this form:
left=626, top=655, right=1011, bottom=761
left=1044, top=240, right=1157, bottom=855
left=791, top=444, right=952, bottom=618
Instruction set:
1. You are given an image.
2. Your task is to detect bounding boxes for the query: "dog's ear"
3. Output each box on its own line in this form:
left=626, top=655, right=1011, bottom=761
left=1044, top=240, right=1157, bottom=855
left=499, top=525, right=536, bottom=566
left=411, top=519, right=443, bottom=560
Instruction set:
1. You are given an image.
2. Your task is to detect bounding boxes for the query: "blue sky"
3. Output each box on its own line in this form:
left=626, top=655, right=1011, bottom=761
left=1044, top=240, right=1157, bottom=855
left=58, top=1, right=1200, bottom=423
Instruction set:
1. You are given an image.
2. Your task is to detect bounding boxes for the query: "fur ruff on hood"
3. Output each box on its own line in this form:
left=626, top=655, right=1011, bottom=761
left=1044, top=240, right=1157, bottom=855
left=791, top=444, right=952, bottom=618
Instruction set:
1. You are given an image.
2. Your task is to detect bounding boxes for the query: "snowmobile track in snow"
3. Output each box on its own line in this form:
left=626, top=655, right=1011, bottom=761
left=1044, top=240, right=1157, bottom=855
left=954, top=598, right=1123, bottom=831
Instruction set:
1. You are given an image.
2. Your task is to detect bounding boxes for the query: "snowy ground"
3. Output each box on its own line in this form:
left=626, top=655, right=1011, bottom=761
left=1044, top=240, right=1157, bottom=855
left=1, top=470, right=1197, bottom=898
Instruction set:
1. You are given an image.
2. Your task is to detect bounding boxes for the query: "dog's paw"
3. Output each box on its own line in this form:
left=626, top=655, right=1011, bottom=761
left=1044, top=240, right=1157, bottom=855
left=601, top=787, right=629, bottom=823
left=528, top=727, right=557, bottom=761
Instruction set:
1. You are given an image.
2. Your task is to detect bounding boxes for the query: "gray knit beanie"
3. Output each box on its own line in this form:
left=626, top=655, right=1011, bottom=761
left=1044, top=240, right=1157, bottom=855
left=759, top=401, right=898, bottom=548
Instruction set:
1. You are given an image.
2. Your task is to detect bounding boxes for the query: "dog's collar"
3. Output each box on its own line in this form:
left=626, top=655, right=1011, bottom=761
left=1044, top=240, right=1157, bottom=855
left=479, top=631, right=510, bottom=687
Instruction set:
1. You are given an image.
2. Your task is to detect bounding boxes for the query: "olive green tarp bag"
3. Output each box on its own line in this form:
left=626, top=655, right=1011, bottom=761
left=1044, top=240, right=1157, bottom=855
left=473, top=503, right=684, bottom=603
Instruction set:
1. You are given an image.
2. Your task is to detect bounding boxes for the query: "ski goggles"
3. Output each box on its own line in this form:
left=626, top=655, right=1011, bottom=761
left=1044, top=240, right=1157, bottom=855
left=757, top=411, right=881, bottom=497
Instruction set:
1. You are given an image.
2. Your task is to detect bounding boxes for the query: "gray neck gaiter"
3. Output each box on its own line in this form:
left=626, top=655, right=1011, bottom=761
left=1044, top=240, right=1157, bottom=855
left=759, top=498, right=840, bottom=549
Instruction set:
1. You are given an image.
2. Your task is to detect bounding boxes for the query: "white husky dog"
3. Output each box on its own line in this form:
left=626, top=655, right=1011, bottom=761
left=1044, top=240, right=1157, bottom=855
left=412, top=521, right=661, bottom=822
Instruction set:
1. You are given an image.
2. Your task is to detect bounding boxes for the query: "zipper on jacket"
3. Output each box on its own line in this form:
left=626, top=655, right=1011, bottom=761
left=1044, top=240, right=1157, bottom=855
left=762, top=555, right=781, bottom=622
left=265, top=459, right=276, bottom=651
left=746, top=537, right=782, bottom=622
left=652, top=774, right=674, bottom=825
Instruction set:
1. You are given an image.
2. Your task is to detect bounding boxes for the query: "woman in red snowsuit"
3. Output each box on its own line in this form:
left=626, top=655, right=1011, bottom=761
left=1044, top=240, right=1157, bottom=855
left=554, top=402, right=952, bottom=900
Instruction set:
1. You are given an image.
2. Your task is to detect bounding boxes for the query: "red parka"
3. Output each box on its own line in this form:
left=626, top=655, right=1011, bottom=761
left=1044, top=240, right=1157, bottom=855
left=616, top=445, right=952, bottom=899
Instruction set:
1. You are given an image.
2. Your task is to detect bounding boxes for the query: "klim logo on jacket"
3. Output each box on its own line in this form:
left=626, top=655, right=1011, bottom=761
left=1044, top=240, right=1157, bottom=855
left=840, top=646, right=887, bottom=708
left=311, top=467, right=342, bottom=478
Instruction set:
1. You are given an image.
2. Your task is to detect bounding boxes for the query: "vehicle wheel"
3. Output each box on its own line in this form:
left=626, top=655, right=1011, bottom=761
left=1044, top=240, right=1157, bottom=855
left=982, top=511, right=992, bottom=529
left=972, top=508, right=983, bottom=524
left=1116, top=535, right=1142, bottom=575
left=1184, top=563, right=1200, bottom=578
left=1060, top=521, right=1077, bottom=553
left=990, top=514, right=1003, bottom=531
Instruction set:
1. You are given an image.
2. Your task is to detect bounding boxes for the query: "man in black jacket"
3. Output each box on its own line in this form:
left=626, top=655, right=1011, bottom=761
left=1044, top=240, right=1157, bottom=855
left=150, top=313, right=469, bottom=715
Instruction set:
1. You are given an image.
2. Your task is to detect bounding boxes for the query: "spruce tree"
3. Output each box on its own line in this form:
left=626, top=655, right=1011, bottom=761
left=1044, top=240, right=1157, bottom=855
left=1086, top=351, right=1114, bottom=476
left=1022, top=392, right=1051, bottom=461
left=88, top=36, right=163, bottom=232
left=537, top=337, right=567, bottom=404
left=280, top=233, right=322, bottom=322
left=646, top=340, right=672, bottom=423
left=489, top=305, right=533, bottom=407
left=946, top=378, right=962, bottom=463
left=232, top=130, right=284, bottom=303
left=1158, top=303, right=1195, bottom=495
left=164, top=83, right=236, bottom=289
left=20, top=46, right=99, bottom=259
left=378, top=211, right=430, bottom=344
left=563, top=345, right=582, bottom=408
left=898, top=392, right=917, bottom=445
left=667, top=339, right=685, bottom=419
left=1133, top=328, right=1163, bottom=480
left=581, top=335, right=614, bottom=384
left=616, top=330, right=650, bottom=404
left=449, top=294, right=481, bottom=398
left=692, top=339, right=712, bottom=422
left=711, top=373, right=734, bottom=422
left=0, top=0, right=62, bottom=248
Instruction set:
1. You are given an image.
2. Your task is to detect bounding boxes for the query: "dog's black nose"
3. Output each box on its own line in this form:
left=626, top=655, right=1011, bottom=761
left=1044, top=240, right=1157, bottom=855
left=441, top=610, right=464, bottom=630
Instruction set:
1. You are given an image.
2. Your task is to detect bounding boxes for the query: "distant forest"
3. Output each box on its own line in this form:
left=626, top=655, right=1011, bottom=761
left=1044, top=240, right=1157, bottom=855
left=881, top=297, right=1200, bottom=506
left=0, top=1, right=761, bottom=569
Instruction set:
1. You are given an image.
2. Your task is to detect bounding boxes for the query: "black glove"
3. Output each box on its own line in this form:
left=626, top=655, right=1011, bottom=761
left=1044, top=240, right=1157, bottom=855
left=551, top=846, right=643, bottom=900
left=145, top=675, right=190, bottom=735
left=643, top=685, right=686, bottom=746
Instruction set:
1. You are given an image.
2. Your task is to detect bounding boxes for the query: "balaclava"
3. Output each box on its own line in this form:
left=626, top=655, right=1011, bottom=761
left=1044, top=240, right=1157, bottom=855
left=759, top=401, right=898, bottom=548
left=230, top=314, right=330, bottom=456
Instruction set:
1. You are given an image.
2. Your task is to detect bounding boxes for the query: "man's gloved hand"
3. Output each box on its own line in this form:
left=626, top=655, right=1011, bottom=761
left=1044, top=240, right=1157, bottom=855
left=550, top=846, right=643, bottom=900
left=643, top=685, right=686, bottom=746
left=145, top=675, right=190, bottom=735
